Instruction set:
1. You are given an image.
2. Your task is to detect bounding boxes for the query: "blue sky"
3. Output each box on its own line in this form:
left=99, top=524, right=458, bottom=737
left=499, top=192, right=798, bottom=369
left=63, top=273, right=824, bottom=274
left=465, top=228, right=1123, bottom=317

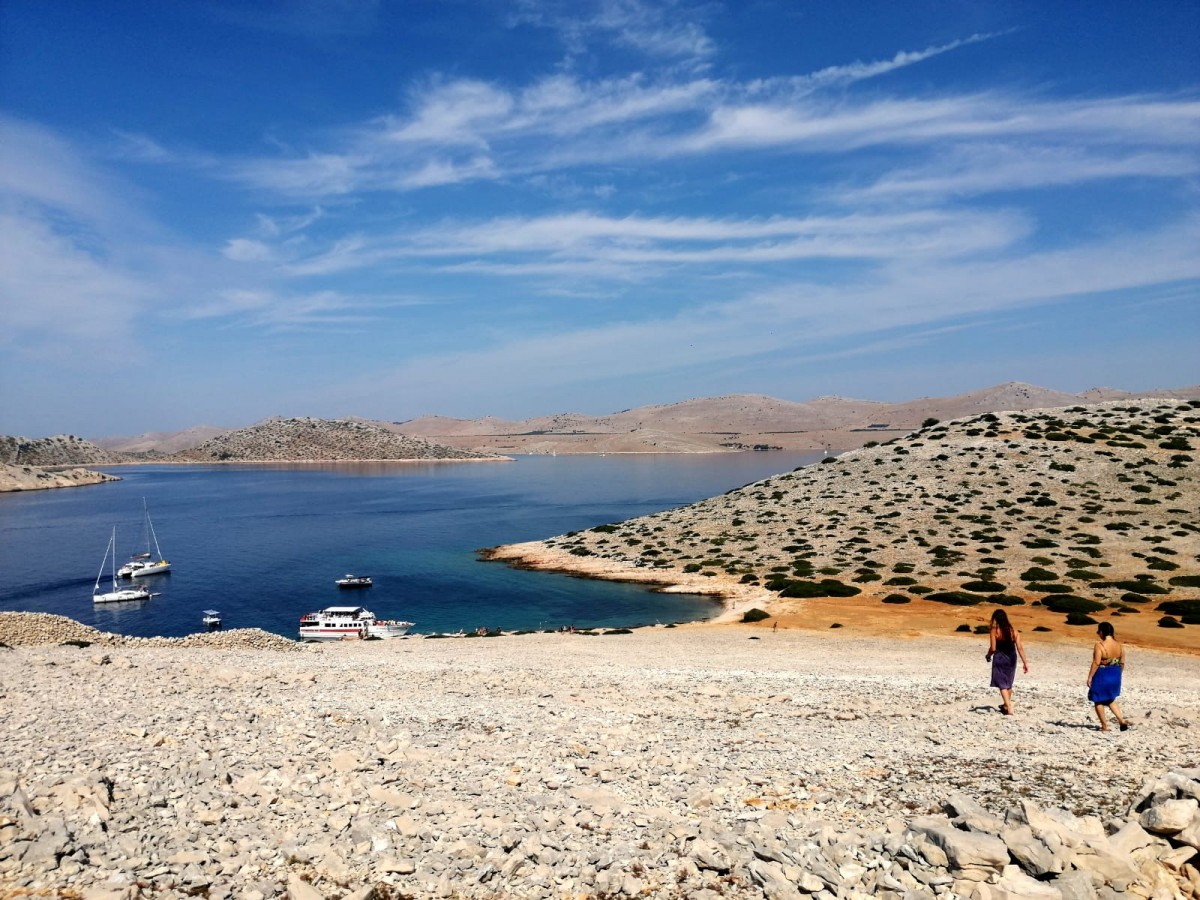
left=1, top=0, right=1198, bottom=437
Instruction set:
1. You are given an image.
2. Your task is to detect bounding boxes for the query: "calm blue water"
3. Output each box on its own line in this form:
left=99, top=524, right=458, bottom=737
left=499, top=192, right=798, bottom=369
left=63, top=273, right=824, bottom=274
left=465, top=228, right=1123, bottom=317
left=0, top=453, right=819, bottom=639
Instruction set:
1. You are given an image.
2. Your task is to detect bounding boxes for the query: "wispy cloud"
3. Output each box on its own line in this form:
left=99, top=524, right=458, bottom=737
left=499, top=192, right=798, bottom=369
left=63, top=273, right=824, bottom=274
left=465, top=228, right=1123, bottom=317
left=273, top=208, right=1030, bottom=278
left=511, top=0, right=716, bottom=65
left=319, top=213, right=1200, bottom=412
left=842, top=145, right=1200, bottom=200
left=221, top=67, right=1200, bottom=199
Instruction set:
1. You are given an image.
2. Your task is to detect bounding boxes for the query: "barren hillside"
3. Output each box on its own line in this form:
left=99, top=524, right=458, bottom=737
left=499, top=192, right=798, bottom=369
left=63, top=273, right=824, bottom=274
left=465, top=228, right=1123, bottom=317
left=395, top=382, right=1200, bottom=455
left=0, top=435, right=132, bottom=466
left=169, top=417, right=507, bottom=462
left=488, top=398, right=1200, bottom=645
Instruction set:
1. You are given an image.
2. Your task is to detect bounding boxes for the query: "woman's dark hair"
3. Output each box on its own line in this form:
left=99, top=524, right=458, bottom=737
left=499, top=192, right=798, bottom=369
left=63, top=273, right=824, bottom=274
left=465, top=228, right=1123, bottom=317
left=990, top=608, right=1014, bottom=642
left=1097, top=622, right=1115, bottom=639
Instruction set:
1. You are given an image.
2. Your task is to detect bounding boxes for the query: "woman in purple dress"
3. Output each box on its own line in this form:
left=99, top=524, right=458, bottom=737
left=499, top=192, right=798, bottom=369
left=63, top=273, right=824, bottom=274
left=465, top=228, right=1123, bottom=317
left=985, top=609, right=1029, bottom=715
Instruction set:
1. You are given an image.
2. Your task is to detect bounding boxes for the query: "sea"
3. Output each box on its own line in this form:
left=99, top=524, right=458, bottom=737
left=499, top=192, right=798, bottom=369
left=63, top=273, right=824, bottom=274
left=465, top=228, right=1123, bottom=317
left=0, top=452, right=821, bottom=639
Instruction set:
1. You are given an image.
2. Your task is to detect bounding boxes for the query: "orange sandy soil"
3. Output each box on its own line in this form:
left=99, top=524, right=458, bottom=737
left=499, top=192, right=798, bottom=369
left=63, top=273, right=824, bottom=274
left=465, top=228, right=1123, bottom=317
left=729, top=594, right=1200, bottom=656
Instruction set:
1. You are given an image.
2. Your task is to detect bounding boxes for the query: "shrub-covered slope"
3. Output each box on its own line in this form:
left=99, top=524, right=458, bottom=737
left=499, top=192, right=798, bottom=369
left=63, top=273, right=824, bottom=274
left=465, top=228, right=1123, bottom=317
left=539, top=399, right=1199, bottom=616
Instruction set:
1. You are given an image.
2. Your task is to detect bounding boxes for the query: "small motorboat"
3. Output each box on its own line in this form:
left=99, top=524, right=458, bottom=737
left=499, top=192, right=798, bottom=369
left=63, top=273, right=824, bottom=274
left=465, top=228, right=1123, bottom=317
left=202, top=610, right=222, bottom=628
left=335, top=574, right=373, bottom=589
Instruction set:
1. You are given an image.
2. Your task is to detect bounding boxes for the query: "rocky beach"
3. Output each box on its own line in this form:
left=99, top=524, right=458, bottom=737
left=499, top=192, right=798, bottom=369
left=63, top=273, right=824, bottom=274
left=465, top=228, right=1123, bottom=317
left=2, top=613, right=1199, bottom=899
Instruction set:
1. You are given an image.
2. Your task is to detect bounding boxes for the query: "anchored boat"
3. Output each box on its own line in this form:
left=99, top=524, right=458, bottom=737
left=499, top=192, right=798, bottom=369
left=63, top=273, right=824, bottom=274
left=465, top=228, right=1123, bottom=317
left=93, top=528, right=153, bottom=604
left=298, top=606, right=413, bottom=641
left=118, top=500, right=171, bottom=578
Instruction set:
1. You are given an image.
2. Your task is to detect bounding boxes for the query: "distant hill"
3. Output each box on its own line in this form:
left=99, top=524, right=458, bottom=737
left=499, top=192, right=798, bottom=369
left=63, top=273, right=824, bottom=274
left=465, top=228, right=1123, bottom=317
left=93, top=425, right=231, bottom=454
left=0, top=435, right=133, bottom=467
left=488, top=397, right=1200, bottom=640
left=390, top=382, right=1200, bottom=454
left=30, top=381, right=1200, bottom=459
left=169, top=417, right=506, bottom=462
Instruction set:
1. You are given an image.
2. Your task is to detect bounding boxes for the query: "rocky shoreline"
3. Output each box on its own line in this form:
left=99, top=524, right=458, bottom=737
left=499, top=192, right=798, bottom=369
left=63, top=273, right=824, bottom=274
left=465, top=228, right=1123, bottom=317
left=0, top=463, right=120, bottom=493
left=2, top=613, right=1198, bottom=898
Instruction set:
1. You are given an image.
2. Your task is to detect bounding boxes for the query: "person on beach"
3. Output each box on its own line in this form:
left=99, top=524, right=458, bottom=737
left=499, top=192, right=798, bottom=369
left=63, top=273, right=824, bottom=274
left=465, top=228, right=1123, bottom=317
left=985, top=609, right=1028, bottom=715
left=1088, top=622, right=1132, bottom=732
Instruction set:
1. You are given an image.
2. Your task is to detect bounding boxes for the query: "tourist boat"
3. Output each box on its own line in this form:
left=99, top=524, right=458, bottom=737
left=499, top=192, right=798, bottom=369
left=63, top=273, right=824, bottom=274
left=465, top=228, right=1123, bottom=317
left=202, top=610, right=222, bottom=628
left=298, top=606, right=413, bottom=641
left=335, top=574, right=373, bottom=588
left=118, top=500, right=171, bottom=578
left=93, top=528, right=153, bottom=604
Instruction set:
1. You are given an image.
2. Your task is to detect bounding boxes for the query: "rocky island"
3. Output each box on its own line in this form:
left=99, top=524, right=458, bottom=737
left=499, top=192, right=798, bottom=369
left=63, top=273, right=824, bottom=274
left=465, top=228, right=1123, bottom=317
left=0, top=420, right=507, bottom=491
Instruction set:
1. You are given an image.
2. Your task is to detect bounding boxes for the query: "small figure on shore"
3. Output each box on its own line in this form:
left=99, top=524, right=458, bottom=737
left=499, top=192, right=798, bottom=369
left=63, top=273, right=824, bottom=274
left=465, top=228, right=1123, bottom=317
left=985, top=609, right=1029, bottom=715
left=1088, top=622, right=1132, bottom=732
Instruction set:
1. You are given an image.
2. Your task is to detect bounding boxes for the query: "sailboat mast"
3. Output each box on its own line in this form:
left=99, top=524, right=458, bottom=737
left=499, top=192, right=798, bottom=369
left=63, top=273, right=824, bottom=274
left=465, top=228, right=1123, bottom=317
left=144, top=497, right=164, bottom=561
left=95, top=529, right=112, bottom=594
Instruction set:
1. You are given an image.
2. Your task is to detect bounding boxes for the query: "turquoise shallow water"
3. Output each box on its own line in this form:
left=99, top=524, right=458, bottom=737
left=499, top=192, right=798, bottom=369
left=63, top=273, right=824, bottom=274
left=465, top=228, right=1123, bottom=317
left=0, top=452, right=819, bottom=639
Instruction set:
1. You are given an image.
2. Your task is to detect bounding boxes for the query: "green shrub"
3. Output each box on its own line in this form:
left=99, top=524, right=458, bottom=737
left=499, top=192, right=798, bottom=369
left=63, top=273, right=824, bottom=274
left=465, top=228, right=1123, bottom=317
left=1168, top=575, right=1200, bottom=588
left=991, top=595, right=1026, bottom=606
left=961, top=580, right=1006, bottom=593
left=741, top=608, right=771, bottom=623
left=1065, top=612, right=1097, bottom=626
left=885, top=575, right=917, bottom=585
left=882, top=594, right=911, bottom=604
left=1041, top=595, right=1105, bottom=614
left=1020, top=567, right=1058, bottom=582
left=1032, top=625, right=1052, bottom=632
left=774, top=579, right=862, bottom=598
left=603, top=629, right=633, bottom=635
left=590, top=523, right=620, bottom=533
left=1156, top=600, right=1200, bottom=618
left=973, top=624, right=990, bottom=634
left=927, top=591, right=984, bottom=606
left=955, top=624, right=972, bottom=632
left=1027, top=582, right=1072, bottom=593
left=1158, top=616, right=1184, bottom=629
left=1096, top=580, right=1169, bottom=594
left=1121, top=592, right=1150, bottom=604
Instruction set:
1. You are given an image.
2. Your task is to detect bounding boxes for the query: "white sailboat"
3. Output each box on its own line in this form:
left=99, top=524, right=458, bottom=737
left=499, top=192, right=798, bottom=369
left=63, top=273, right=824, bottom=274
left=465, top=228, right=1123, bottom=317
left=94, top=528, right=152, bottom=604
left=118, top=500, right=171, bottom=578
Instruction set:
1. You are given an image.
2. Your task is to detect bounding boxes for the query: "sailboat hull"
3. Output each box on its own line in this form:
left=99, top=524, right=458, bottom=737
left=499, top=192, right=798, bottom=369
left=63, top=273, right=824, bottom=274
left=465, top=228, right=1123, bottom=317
left=129, top=561, right=171, bottom=578
left=94, top=588, right=151, bottom=604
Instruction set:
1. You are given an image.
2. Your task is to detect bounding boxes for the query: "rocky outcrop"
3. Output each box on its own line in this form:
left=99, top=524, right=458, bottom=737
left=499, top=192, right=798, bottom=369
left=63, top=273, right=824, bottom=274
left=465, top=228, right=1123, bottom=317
left=0, top=434, right=132, bottom=466
left=0, top=462, right=120, bottom=492
left=0, top=612, right=298, bottom=651
left=168, top=417, right=506, bottom=462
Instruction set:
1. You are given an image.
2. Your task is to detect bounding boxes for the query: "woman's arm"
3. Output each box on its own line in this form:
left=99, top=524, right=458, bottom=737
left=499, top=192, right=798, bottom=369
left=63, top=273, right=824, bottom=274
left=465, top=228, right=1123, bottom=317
left=986, top=625, right=997, bottom=660
left=1015, top=631, right=1029, bottom=673
left=1087, top=642, right=1102, bottom=685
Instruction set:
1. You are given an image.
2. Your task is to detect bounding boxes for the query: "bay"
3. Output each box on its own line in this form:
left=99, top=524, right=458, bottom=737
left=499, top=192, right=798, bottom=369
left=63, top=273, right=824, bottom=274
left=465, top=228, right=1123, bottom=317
left=0, top=452, right=820, bottom=639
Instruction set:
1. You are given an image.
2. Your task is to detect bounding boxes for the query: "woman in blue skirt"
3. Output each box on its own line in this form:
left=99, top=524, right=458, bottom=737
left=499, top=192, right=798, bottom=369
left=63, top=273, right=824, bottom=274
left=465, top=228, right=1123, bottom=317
left=1087, top=622, right=1132, bottom=731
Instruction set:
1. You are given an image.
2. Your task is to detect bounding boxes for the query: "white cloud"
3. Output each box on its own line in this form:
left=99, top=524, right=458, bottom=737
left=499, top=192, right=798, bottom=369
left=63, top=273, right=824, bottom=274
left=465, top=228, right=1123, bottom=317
left=843, top=145, right=1200, bottom=200
left=312, top=213, right=1199, bottom=414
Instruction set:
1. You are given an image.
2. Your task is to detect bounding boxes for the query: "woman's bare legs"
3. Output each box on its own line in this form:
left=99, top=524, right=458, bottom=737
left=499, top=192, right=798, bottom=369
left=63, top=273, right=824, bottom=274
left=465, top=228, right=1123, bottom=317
left=999, top=688, right=1013, bottom=715
left=1109, top=700, right=1130, bottom=729
left=1095, top=701, right=1130, bottom=731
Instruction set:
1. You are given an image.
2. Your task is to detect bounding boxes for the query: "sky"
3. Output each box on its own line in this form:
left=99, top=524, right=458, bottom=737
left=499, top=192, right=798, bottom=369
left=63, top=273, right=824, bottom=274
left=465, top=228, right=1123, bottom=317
left=1, top=0, right=1198, bottom=438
